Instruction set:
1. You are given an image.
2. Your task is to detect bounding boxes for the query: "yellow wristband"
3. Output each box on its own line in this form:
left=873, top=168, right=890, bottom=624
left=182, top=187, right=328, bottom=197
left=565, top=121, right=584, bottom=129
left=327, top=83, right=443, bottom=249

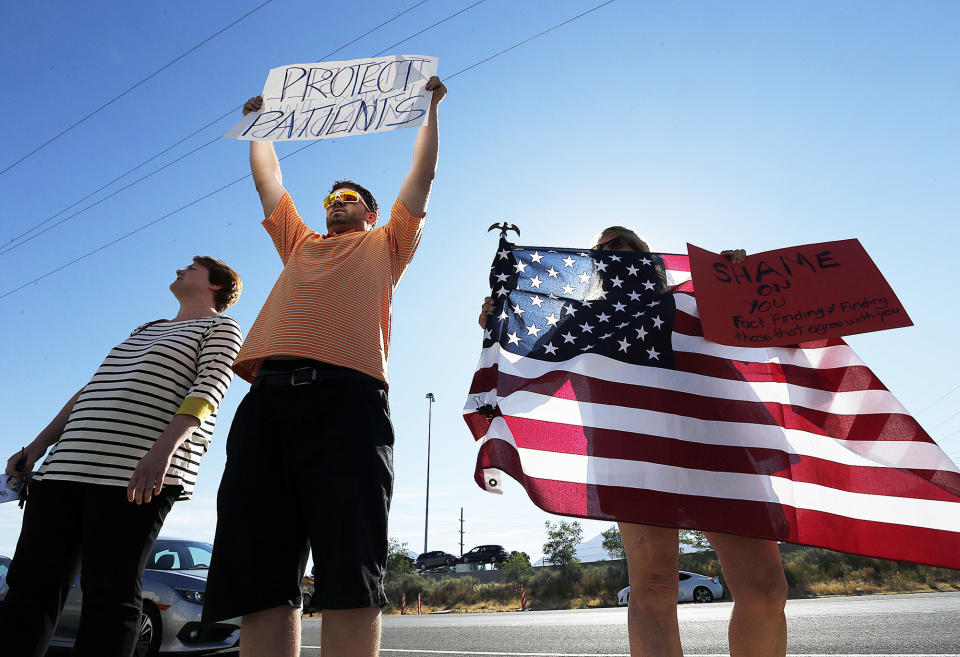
left=176, top=397, right=215, bottom=423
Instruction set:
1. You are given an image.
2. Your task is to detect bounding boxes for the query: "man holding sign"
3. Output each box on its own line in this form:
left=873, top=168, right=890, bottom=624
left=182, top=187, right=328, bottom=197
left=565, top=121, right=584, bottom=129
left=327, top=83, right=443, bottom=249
left=203, top=74, right=446, bottom=657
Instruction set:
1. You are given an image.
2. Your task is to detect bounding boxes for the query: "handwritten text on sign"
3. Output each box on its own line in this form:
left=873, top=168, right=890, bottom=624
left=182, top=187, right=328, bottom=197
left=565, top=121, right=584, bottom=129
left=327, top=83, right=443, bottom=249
left=688, top=239, right=912, bottom=347
left=224, top=55, right=438, bottom=142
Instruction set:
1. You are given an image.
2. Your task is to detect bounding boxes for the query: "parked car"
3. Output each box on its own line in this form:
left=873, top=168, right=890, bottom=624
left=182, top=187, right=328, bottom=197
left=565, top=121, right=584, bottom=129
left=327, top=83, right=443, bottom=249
left=0, top=538, right=239, bottom=657
left=618, top=571, right=724, bottom=605
left=415, top=550, right=458, bottom=570
left=458, top=545, right=508, bottom=565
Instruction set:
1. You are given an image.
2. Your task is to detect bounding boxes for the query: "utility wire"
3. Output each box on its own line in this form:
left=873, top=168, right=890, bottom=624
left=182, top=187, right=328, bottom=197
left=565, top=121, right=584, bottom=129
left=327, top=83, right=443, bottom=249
left=913, top=383, right=960, bottom=417
left=0, top=0, right=619, bottom=302
left=0, top=0, right=278, bottom=178
left=1, top=0, right=430, bottom=253
left=927, top=407, right=960, bottom=431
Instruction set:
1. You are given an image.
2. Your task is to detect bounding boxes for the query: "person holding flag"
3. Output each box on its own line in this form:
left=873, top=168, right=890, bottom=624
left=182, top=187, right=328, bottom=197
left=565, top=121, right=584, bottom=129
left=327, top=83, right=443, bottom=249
left=202, top=76, right=446, bottom=657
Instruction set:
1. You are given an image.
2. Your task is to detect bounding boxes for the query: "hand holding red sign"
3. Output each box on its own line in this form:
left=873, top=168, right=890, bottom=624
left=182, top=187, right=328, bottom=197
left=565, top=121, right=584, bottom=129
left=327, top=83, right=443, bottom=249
left=688, top=239, right=912, bottom=347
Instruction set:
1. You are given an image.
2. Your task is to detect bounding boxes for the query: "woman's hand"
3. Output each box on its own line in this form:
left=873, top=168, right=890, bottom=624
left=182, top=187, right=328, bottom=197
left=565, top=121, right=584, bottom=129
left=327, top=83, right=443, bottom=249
left=720, top=249, right=747, bottom=264
left=479, top=296, right=495, bottom=329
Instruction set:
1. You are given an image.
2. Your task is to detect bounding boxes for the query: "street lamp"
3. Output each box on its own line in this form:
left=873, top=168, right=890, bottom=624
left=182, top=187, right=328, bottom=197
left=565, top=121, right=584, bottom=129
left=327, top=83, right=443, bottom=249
left=424, top=392, right=435, bottom=555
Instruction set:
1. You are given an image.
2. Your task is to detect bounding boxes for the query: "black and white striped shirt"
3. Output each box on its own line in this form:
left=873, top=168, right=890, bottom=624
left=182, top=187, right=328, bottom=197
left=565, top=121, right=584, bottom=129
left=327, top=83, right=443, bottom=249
left=36, top=316, right=243, bottom=499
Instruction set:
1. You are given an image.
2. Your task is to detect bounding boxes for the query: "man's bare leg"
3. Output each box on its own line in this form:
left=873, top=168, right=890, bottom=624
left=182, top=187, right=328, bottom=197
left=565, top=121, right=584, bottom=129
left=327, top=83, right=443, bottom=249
left=239, top=605, right=300, bottom=657
left=320, top=607, right=382, bottom=657
left=619, top=522, right=683, bottom=657
left=706, top=532, right=787, bottom=657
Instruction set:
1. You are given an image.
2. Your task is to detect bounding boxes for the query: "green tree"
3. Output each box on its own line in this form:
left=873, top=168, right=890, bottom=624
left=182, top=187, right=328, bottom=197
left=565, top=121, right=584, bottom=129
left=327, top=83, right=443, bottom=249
left=543, top=520, right=583, bottom=568
left=679, top=529, right=711, bottom=553
left=387, top=538, right=415, bottom=576
left=502, top=551, right=534, bottom=583
left=601, top=525, right=625, bottom=560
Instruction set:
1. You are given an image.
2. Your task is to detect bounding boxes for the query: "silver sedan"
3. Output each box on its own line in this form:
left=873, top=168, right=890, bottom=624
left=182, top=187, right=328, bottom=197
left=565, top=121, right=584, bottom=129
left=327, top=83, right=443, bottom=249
left=0, top=537, right=239, bottom=656
left=618, top=571, right=724, bottom=605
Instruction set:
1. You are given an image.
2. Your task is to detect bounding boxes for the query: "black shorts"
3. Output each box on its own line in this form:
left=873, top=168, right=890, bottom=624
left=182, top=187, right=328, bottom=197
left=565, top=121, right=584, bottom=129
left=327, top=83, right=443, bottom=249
left=202, top=360, right=394, bottom=622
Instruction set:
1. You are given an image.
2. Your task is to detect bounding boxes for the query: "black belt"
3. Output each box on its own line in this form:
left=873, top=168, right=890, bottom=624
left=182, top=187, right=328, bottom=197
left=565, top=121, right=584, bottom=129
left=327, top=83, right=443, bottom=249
left=251, top=360, right=382, bottom=390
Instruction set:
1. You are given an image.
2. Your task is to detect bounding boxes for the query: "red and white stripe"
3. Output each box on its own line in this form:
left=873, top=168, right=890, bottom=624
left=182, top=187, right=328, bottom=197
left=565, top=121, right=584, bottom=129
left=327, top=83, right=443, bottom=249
left=464, top=256, right=960, bottom=569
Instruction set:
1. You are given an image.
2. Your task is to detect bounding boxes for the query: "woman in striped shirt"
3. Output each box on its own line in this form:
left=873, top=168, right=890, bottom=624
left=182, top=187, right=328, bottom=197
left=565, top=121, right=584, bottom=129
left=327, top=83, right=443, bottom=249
left=0, top=256, right=243, bottom=657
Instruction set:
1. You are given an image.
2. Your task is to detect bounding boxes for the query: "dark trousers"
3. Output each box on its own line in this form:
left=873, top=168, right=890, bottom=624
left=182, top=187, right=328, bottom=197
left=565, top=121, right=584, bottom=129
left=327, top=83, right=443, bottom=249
left=0, top=479, right=177, bottom=657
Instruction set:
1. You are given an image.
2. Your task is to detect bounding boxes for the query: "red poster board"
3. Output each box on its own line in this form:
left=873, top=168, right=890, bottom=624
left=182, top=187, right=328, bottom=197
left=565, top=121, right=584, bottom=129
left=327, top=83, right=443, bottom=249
left=687, top=239, right=912, bottom=347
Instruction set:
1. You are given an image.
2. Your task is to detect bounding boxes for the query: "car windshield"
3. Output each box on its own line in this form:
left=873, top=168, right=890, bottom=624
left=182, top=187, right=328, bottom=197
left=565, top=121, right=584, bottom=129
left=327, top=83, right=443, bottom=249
left=147, top=540, right=213, bottom=570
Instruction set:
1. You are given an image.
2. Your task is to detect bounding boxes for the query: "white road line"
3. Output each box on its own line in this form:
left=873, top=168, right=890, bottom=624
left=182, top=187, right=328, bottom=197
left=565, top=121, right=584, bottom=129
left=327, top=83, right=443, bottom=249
left=303, top=650, right=960, bottom=657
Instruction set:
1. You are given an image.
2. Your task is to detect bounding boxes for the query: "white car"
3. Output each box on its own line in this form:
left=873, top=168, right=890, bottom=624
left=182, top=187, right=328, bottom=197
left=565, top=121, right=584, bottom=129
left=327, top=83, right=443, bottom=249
left=0, top=538, right=239, bottom=656
left=618, top=571, right=724, bottom=605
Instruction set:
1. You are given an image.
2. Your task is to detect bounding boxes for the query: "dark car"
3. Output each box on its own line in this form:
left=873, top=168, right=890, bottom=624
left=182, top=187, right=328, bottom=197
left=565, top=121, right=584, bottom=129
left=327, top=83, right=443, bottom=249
left=458, top=545, right=508, bottom=565
left=415, top=550, right=458, bottom=570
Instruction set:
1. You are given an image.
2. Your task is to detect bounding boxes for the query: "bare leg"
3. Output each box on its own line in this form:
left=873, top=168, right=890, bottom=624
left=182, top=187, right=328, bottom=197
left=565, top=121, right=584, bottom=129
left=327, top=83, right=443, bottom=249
left=239, top=605, right=300, bottom=657
left=706, top=532, right=787, bottom=657
left=320, top=607, right=382, bottom=657
left=619, top=522, right=683, bottom=657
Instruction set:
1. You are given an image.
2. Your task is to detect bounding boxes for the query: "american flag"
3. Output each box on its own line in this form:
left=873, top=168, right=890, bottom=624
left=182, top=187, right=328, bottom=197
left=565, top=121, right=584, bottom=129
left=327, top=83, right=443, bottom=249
left=463, top=238, right=960, bottom=570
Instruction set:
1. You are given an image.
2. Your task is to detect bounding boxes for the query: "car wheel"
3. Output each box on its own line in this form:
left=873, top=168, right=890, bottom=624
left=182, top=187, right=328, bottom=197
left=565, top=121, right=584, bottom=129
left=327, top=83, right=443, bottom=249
left=134, top=602, right=162, bottom=657
left=444, top=557, right=454, bottom=566
left=693, top=586, right=713, bottom=603
left=488, top=556, right=496, bottom=564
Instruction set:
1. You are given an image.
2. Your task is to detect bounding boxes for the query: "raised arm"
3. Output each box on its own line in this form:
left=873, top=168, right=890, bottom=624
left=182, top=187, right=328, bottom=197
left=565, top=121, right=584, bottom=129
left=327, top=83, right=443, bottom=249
left=398, top=77, right=447, bottom=217
left=243, top=96, right=288, bottom=218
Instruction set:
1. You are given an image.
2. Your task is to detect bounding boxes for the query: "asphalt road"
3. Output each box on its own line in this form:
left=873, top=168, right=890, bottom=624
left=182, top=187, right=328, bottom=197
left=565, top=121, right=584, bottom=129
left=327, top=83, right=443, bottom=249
left=296, top=591, right=960, bottom=656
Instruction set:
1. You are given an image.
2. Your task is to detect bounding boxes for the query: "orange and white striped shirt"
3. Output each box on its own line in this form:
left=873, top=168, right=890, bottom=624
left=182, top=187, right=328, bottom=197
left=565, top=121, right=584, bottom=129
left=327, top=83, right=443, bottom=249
left=233, top=193, right=424, bottom=386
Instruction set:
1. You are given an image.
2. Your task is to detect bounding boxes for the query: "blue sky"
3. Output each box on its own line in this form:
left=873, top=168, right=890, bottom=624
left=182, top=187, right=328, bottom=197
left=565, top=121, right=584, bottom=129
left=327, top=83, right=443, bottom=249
left=1, top=0, right=958, bottom=564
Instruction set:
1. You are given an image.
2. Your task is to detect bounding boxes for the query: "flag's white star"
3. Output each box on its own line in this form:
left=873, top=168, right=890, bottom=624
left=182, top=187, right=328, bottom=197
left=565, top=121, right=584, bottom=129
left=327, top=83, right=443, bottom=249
left=609, top=254, right=621, bottom=262
left=498, top=310, right=509, bottom=322
left=635, top=326, right=648, bottom=340
left=578, top=273, right=590, bottom=283
left=613, top=301, right=627, bottom=312
left=498, top=248, right=510, bottom=260
left=640, top=257, right=652, bottom=266
left=495, top=286, right=508, bottom=296
left=634, top=311, right=646, bottom=318
left=646, top=347, right=660, bottom=360
left=563, top=304, right=578, bottom=317
left=610, top=276, right=623, bottom=288
left=617, top=321, right=629, bottom=329
left=526, top=323, right=542, bottom=337
left=511, top=303, right=525, bottom=316
left=596, top=290, right=608, bottom=300
left=596, top=312, right=611, bottom=323
left=546, top=267, right=559, bottom=278
left=652, top=315, right=664, bottom=329
left=618, top=338, right=631, bottom=352
left=483, top=329, right=492, bottom=340
left=562, top=256, right=576, bottom=268
left=545, top=313, right=560, bottom=326
left=547, top=293, right=559, bottom=300
left=599, top=332, right=613, bottom=340
left=495, top=272, right=509, bottom=282
left=580, top=344, right=594, bottom=351
left=578, top=252, right=590, bottom=257
left=562, top=283, right=576, bottom=295
left=643, top=280, right=656, bottom=291
left=596, top=261, right=608, bottom=272
left=647, top=300, right=660, bottom=308
left=579, top=322, right=594, bottom=333
left=529, top=275, right=542, bottom=289
left=543, top=342, right=558, bottom=355
left=514, top=261, right=528, bottom=274
left=628, top=291, right=641, bottom=301
left=529, top=295, right=544, bottom=307
left=530, top=251, right=544, bottom=263
left=506, top=331, right=521, bottom=345
left=561, top=332, right=576, bottom=344
left=626, top=264, right=639, bottom=276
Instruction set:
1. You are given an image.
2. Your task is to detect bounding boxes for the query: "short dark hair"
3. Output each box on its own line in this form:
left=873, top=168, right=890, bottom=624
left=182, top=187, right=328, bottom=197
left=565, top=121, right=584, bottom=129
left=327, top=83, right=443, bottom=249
left=193, top=256, right=242, bottom=313
left=330, top=179, right=378, bottom=217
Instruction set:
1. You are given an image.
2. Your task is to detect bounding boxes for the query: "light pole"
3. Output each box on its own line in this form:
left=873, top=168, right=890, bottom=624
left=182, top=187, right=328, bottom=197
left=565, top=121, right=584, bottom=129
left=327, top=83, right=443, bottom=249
left=424, top=392, right=435, bottom=555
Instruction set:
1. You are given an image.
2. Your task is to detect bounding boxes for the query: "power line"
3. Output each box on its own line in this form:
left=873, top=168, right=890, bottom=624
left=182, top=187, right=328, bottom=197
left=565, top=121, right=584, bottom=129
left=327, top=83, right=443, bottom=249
left=913, top=383, right=960, bottom=416
left=1, top=0, right=430, bottom=253
left=0, top=0, right=620, bottom=301
left=927, top=407, right=960, bottom=431
left=0, top=0, right=279, bottom=178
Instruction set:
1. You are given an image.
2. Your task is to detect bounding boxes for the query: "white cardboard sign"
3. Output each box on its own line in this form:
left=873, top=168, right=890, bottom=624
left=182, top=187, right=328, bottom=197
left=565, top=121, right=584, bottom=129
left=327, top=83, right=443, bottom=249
left=224, top=55, right=438, bottom=142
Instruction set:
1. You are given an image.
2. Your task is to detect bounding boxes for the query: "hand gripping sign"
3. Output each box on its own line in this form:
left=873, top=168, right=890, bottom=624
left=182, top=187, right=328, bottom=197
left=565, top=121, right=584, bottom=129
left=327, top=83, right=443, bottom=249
left=688, top=239, right=912, bottom=347
left=225, top=55, right=438, bottom=142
